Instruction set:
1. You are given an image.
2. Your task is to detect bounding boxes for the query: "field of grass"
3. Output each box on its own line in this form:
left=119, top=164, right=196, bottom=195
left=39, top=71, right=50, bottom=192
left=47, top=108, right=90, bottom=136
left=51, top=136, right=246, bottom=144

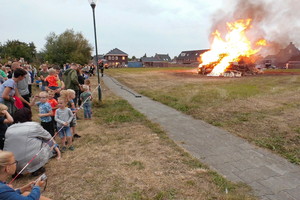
left=13, top=78, right=256, bottom=200
left=106, top=67, right=300, bottom=165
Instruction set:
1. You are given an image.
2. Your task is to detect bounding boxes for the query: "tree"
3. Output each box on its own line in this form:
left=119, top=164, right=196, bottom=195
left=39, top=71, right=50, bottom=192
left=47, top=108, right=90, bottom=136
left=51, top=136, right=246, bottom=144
left=0, top=40, right=37, bottom=62
left=43, top=29, right=93, bottom=65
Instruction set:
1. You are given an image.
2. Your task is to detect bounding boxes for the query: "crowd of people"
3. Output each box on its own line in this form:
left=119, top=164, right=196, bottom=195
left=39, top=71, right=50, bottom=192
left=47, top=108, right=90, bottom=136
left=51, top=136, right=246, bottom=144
left=0, top=59, right=95, bottom=199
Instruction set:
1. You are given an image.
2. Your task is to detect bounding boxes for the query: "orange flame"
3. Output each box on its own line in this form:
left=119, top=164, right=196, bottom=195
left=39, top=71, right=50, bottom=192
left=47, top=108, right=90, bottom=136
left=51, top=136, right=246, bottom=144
left=200, top=19, right=266, bottom=76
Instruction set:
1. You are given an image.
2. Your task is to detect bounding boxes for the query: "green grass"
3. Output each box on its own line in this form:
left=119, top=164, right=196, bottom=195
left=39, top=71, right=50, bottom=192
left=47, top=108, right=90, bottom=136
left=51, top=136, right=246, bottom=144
left=94, top=99, right=144, bottom=124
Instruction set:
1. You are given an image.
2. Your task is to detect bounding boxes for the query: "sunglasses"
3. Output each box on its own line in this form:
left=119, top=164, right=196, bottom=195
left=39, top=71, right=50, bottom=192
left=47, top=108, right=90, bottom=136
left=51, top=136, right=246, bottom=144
left=8, top=160, right=18, bottom=165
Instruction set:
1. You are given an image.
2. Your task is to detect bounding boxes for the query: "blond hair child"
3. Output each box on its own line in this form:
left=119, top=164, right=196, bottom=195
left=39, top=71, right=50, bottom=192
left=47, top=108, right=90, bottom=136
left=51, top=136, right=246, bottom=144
left=84, top=79, right=91, bottom=91
left=0, top=151, right=51, bottom=199
left=45, top=68, right=58, bottom=90
left=0, top=104, right=13, bottom=149
left=31, top=91, right=54, bottom=136
left=66, top=89, right=81, bottom=138
left=80, top=85, right=92, bottom=120
left=54, top=97, right=74, bottom=151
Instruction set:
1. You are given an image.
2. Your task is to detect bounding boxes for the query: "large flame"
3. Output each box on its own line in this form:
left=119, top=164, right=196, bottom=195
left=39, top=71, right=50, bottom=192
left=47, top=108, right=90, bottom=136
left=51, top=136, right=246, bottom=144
left=200, top=19, right=266, bottom=76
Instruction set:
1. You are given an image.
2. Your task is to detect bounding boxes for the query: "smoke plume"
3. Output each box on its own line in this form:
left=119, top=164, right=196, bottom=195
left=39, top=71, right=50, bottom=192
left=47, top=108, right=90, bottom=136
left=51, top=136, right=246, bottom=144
left=210, top=0, right=300, bottom=55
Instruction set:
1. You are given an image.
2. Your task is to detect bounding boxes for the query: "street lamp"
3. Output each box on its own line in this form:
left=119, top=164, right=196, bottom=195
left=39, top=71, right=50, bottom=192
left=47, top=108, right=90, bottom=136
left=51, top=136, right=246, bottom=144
left=88, top=0, right=102, bottom=101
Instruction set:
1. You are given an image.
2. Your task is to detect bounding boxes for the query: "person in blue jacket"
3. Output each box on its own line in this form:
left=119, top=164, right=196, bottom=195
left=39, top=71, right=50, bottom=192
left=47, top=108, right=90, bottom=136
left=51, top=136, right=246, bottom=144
left=0, top=151, right=51, bottom=200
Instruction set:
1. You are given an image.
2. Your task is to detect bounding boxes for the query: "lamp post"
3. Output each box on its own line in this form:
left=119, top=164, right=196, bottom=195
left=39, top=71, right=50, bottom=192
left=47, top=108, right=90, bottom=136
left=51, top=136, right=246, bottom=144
left=88, top=0, right=102, bottom=101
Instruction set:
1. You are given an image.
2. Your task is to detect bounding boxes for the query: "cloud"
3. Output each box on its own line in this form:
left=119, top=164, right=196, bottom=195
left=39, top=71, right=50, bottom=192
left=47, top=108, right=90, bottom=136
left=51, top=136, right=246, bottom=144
left=0, top=0, right=222, bottom=58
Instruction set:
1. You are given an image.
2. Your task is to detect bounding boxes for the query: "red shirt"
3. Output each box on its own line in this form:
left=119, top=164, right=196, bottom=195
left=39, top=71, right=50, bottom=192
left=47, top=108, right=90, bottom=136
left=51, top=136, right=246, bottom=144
left=45, top=75, right=58, bottom=87
left=47, top=98, right=58, bottom=116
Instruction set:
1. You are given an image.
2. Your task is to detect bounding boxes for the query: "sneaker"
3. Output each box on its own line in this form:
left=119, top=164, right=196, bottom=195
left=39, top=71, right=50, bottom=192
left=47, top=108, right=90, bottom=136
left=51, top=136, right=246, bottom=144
left=69, top=146, right=75, bottom=151
left=74, top=134, right=81, bottom=138
left=61, top=146, right=67, bottom=152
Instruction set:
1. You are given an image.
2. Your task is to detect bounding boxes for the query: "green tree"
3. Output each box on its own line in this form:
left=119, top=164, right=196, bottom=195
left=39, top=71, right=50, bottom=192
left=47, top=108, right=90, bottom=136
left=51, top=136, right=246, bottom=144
left=43, top=29, right=92, bottom=65
left=0, top=40, right=36, bottom=62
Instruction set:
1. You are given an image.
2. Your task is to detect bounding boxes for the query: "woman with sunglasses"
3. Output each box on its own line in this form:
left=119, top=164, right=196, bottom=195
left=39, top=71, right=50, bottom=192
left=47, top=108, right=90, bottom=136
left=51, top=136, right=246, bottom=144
left=0, top=151, right=51, bottom=200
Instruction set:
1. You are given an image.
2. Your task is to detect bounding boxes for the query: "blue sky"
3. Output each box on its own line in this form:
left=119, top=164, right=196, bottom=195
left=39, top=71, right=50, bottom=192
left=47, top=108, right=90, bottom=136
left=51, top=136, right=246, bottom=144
left=0, top=0, right=223, bottom=58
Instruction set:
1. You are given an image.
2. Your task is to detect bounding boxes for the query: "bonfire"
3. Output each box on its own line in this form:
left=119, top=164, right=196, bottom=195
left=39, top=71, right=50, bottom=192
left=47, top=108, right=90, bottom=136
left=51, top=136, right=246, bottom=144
left=198, top=19, right=266, bottom=77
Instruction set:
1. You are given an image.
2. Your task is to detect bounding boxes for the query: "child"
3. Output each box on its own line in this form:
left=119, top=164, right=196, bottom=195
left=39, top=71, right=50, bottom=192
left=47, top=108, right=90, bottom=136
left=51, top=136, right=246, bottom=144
left=31, top=91, right=54, bottom=136
left=47, top=139, right=61, bottom=160
left=47, top=90, right=58, bottom=132
left=84, top=79, right=91, bottom=91
left=0, top=104, right=14, bottom=149
left=66, top=89, right=80, bottom=138
left=45, top=68, right=58, bottom=91
left=55, top=97, right=74, bottom=151
left=80, top=85, right=92, bottom=120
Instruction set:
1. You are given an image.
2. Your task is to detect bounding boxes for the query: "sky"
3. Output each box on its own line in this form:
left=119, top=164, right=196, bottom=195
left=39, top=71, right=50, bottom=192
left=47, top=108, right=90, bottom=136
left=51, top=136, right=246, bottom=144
left=0, top=0, right=223, bottom=59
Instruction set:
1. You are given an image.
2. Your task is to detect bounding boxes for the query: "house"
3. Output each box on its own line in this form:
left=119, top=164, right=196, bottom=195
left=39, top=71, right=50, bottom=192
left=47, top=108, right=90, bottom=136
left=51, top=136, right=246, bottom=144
left=141, top=56, right=168, bottom=67
left=154, top=53, right=171, bottom=62
left=177, top=49, right=209, bottom=64
left=104, top=48, right=128, bottom=67
left=263, top=42, right=300, bottom=68
left=91, top=54, right=105, bottom=65
left=140, top=53, right=171, bottom=67
left=287, top=55, right=300, bottom=69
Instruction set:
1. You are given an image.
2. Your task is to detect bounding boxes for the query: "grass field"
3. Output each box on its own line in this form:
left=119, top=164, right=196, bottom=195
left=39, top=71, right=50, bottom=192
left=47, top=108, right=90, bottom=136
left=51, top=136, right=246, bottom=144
left=12, top=77, right=256, bottom=200
left=106, top=67, right=300, bottom=165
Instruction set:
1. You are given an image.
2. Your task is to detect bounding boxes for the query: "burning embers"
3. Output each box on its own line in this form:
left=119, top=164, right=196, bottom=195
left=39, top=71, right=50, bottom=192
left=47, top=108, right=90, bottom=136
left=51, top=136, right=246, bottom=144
left=198, top=19, right=266, bottom=77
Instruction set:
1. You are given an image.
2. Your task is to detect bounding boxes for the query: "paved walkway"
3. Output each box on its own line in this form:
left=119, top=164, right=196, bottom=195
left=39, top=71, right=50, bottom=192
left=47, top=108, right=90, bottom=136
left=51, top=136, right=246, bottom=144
left=102, top=75, right=300, bottom=200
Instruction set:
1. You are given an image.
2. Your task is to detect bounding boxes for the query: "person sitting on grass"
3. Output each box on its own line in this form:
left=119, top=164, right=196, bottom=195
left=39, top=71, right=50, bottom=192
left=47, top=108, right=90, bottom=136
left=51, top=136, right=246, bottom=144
left=46, top=139, right=61, bottom=160
left=54, top=97, right=74, bottom=152
left=0, top=150, right=51, bottom=200
left=3, top=108, right=52, bottom=176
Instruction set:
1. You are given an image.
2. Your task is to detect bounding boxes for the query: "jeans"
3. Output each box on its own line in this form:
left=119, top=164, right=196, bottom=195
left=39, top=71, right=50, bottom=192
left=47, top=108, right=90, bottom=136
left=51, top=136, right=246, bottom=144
left=83, top=104, right=92, bottom=119
left=58, top=126, right=72, bottom=138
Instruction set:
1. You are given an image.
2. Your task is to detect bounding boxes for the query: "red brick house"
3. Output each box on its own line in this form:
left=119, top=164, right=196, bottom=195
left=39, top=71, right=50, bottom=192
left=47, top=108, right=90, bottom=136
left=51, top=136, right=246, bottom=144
left=176, top=49, right=209, bottom=64
left=104, top=48, right=128, bottom=67
left=263, top=42, right=300, bottom=68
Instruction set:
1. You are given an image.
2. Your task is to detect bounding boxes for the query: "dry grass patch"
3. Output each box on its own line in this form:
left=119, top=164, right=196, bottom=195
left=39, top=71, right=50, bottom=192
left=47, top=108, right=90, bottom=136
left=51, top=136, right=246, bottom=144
left=12, top=77, right=256, bottom=200
left=106, top=68, right=300, bottom=164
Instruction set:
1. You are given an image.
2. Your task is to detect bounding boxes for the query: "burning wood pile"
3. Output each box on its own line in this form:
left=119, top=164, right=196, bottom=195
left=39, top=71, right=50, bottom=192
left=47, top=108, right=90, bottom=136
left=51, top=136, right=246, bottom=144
left=197, top=19, right=266, bottom=77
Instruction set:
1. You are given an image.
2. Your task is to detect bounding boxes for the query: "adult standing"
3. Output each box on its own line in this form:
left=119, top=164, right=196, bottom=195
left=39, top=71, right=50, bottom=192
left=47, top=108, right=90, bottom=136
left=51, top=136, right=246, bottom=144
left=37, top=64, right=49, bottom=91
left=63, top=63, right=80, bottom=106
left=0, top=65, right=8, bottom=83
left=0, top=68, right=30, bottom=115
left=3, top=108, right=52, bottom=175
left=99, top=62, right=104, bottom=77
left=76, top=67, right=85, bottom=106
left=16, top=64, right=31, bottom=109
